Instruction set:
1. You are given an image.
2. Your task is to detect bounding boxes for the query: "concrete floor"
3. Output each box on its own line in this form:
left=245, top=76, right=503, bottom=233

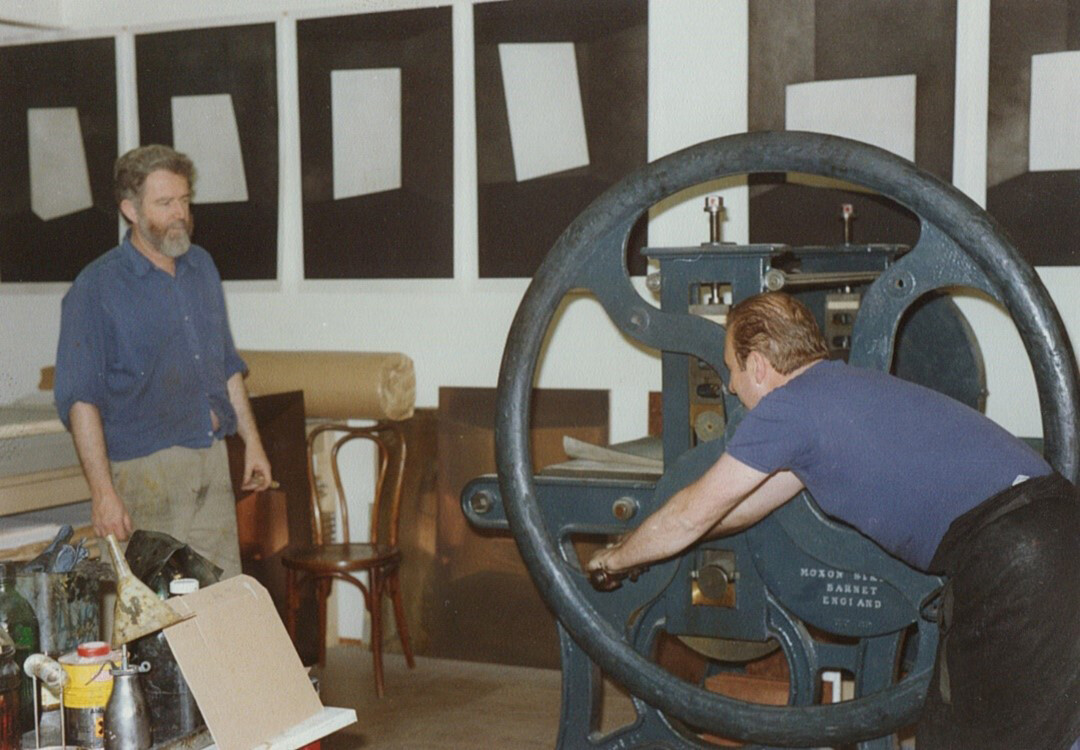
left=316, top=646, right=609, bottom=749
left=315, top=644, right=918, bottom=750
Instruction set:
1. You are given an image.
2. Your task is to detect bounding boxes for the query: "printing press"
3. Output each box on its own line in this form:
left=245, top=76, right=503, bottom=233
left=461, top=132, right=1080, bottom=749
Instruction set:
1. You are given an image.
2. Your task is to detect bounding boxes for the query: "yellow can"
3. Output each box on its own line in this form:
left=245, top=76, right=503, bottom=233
left=60, top=641, right=118, bottom=708
left=60, top=641, right=119, bottom=748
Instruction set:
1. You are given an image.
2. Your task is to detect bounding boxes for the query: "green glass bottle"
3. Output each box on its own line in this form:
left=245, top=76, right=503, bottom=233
left=0, top=564, right=39, bottom=734
left=0, top=637, right=20, bottom=750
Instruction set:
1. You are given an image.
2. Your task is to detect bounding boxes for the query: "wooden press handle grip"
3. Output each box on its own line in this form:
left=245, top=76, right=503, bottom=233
left=588, top=565, right=649, bottom=592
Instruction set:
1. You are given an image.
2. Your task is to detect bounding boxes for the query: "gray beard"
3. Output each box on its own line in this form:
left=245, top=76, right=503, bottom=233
left=140, top=218, right=191, bottom=258
left=159, top=229, right=191, bottom=258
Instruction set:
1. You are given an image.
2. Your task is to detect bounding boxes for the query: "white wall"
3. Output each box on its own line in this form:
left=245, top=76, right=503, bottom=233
left=0, top=0, right=63, bottom=30
left=1, top=0, right=1077, bottom=635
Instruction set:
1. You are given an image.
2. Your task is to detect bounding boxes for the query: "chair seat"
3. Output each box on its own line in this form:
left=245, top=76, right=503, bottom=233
left=283, top=542, right=401, bottom=573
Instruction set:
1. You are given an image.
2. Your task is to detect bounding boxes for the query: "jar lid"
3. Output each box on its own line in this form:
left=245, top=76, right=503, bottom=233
left=77, top=641, right=111, bottom=658
left=169, top=578, right=200, bottom=595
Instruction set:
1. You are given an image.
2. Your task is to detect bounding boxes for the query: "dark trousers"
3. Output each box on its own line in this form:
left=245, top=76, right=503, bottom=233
left=917, top=473, right=1080, bottom=749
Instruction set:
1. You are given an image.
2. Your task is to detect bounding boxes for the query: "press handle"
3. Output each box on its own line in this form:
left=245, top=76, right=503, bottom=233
left=588, top=565, right=648, bottom=592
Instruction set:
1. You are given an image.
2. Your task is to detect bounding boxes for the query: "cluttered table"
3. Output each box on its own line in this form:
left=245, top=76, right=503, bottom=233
left=2, top=529, right=355, bottom=750
left=27, top=706, right=356, bottom=750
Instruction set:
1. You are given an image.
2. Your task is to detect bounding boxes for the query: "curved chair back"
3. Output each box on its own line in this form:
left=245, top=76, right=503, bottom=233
left=305, top=421, right=408, bottom=547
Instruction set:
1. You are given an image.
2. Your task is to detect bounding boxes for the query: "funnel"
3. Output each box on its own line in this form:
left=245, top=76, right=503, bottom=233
left=102, top=534, right=190, bottom=647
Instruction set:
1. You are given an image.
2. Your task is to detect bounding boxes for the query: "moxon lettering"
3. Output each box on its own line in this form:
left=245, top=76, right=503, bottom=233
left=799, top=567, right=843, bottom=579
left=799, top=568, right=882, bottom=583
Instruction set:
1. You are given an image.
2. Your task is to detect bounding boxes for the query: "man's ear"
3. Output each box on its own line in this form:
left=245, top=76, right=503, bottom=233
left=747, top=350, right=769, bottom=384
left=119, top=198, right=138, bottom=225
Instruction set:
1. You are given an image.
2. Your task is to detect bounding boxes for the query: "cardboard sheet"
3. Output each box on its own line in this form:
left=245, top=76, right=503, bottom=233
left=164, top=575, right=325, bottom=750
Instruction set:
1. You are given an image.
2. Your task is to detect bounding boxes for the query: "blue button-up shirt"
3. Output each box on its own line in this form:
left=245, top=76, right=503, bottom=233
left=55, top=232, right=246, bottom=461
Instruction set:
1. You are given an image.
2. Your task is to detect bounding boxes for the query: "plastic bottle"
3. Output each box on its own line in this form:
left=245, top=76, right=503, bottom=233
left=0, top=564, right=39, bottom=734
left=133, top=578, right=203, bottom=744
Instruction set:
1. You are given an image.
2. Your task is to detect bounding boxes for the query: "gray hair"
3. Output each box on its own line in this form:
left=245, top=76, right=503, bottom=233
left=114, top=144, right=196, bottom=206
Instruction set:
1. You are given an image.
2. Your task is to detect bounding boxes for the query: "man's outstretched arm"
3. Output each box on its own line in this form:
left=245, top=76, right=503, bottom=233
left=588, top=453, right=802, bottom=574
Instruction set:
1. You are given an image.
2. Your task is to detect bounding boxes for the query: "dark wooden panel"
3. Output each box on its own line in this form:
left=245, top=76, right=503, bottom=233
left=226, top=390, right=318, bottom=664
left=381, top=408, right=439, bottom=656
left=423, top=387, right=608, bottom=669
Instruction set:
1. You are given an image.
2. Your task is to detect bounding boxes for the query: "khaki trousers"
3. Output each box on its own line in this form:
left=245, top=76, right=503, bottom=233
left=111, top=440, right=242, bottom=579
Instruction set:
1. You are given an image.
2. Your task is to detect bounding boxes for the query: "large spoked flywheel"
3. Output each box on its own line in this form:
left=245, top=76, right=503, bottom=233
left=494, top=132, right=1079, bottom=746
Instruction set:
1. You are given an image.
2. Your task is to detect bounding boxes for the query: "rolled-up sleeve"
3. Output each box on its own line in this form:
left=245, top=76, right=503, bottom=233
left=220, top=297, right=246, bottom=380
left=201, top=253, right=245, bottom=380
left=725, top=391, right=814, bottom=475
left=54, top=279, right=107, bottom=429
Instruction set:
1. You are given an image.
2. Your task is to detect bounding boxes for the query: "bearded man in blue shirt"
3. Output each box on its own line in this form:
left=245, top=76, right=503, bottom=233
left=589, top=292, right=1080, bottom=749
left=55, top=144, right=271, bottom=578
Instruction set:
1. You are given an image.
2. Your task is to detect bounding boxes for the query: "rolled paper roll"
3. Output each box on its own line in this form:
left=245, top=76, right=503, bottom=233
left=239, top=350, right=416, bottom=421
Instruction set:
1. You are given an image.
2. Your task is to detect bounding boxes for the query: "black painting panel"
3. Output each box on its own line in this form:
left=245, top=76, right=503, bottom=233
left=0, top=38, right=117, bottom=282
left=986, top=0, right=1080, bottom=265
left=747, top=0, right=956, bottom=247
left=298, top=8, right=453, bottom=279
left=475, top=0, right=648, bottom=278
left=136, top=24, right=278, bottom=280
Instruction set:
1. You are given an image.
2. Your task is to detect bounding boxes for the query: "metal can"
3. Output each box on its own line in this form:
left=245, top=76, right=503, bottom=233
left=59, top=641, right=118, bottom=748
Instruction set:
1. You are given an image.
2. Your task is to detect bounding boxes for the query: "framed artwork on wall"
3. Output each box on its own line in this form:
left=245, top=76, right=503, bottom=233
left=474, top=0, right=648, bottom=278
left=0, top=37, right=117, bottom=283
left=986, top=0, right=1080, bottom=265
left=135, top=23, right=278, bottom=281
left=747, top=0, right=957, bottom=247
left=298, top=7, right=453, bottom=279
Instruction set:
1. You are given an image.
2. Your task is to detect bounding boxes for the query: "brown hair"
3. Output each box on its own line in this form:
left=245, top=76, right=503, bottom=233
left=727, top=292, right=829, bottom=374
left=114, top=144, right=196, bottom=206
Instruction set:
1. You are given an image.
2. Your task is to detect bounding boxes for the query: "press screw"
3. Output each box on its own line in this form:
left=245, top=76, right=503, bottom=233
left=470, top=491, right=494, bottom=515
left=612, top=497, right=638, bottom=521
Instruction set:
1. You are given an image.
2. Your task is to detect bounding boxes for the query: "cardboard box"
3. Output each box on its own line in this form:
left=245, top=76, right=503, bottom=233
left=164, top=575, right=349, bottom=750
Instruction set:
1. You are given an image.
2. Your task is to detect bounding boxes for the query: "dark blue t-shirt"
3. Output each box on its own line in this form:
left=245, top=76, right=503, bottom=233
left=725, top=359, right=1051, bottom=570
left=54, top=233, right=246, bottom=461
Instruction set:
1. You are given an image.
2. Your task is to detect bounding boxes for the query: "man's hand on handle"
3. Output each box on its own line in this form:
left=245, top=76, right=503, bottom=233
left=92, top=491, right=133, bottom=540
left=586, top=541, right=648, bottom=591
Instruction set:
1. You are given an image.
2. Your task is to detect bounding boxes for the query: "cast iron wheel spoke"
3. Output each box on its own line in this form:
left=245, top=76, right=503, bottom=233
left=574, top=600, right=818, bottom=750
left=570, top=228, right=728, bottom=370
left=849, top=220, right=1000, bottom=373
left=495, top=131, right=1080, bottom=746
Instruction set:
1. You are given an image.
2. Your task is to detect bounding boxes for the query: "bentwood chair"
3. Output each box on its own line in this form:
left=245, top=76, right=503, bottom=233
left=282, top=421, right=416, bottom=697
